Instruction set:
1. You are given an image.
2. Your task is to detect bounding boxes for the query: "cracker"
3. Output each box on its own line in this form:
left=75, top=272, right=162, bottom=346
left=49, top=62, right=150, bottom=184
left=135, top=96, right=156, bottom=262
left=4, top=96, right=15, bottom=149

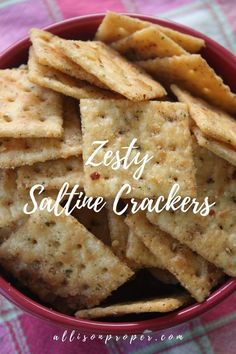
left=0, top=98, right=82, bottom=168
left=75, top=293, right=190, bottom=318
left=80, top=99, right=196, bottom=198
left=28, top=47, right=119, bottom=99
left=111, top=26, right=187, bottom=60
left=148, top=268, right=178, bottom=285
left=95, top=12, right=205, bottom=53
left=171, top=85, right=236, bottom=148
left=193, top=127, right=236, bottom=167
left=72, top=203, right=110, bottom=246
left=55, top=38, right=166, bottom=101
left=0, top=67, right=63, bottom=138
left=138, top=55, right=236, bottom=114
left=30, top=28, right=107, bottom=89
left=17, top=156, right=84, bottom=190
left=126, top=231, right=163, bottom=268
left=147, top=139, right=236, bottom=276
left=0, top=205, right=133, bottom=309
left=125, top=213, right=223, bottom=302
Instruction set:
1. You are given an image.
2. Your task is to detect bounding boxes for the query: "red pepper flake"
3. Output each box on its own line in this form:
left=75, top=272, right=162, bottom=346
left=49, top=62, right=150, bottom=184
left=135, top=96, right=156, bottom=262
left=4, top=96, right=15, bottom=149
left=90, top=172, right=100, bottom=180
left=209, top=209, right=215, bottom=216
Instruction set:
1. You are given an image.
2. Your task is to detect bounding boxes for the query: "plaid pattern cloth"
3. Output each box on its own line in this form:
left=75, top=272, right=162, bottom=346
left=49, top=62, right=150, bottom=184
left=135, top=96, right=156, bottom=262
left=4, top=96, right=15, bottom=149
left=0, top=0, right=236, bottom=353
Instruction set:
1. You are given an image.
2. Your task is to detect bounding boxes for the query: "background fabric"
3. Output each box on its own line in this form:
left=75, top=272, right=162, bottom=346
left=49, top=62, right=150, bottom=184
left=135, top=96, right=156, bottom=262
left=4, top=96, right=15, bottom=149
left=0, top=0, right=236, bottom=353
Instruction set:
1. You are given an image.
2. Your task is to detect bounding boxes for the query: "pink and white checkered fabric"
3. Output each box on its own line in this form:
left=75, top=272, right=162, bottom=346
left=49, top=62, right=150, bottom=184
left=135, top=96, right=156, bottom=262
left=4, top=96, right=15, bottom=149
left=0, top=1, right=236, bottom=353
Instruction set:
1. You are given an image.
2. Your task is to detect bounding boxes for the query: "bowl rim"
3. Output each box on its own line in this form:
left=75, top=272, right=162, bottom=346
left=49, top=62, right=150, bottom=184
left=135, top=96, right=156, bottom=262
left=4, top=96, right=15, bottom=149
left=0, top=12, right=236, bottom=334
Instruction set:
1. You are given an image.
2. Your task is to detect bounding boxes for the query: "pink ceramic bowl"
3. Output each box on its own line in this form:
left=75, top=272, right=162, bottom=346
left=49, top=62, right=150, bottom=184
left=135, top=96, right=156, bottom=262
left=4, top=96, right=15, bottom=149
left=0, top=13, right=236, bottom=334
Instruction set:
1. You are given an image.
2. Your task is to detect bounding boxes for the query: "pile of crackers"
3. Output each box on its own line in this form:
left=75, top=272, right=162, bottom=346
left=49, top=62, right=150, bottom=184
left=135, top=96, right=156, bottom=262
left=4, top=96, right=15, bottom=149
left=0, top=12, right=236, bottom=320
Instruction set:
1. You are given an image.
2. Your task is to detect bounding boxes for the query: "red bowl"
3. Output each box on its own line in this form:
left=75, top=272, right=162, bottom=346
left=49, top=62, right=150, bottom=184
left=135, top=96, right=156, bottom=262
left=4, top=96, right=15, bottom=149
left=0, top=13, right=236, bottom=334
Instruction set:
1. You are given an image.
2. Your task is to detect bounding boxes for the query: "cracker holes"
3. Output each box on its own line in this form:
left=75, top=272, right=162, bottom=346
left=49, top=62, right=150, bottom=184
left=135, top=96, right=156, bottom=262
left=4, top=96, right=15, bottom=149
left=37, top=96, right=47, bottom=102
left=42, top=36, right=50, bottom=43
left=23, top=87, right=32, bottom=93
left=3, top=115, right=12, bottom=123
left=195, top=269, right=203, bottom=278
left=7, top=98, right=15, bottom=103
left=23, top=106, right=30, bottom=112
left=39, top=117, right=47, bottom=122
left=66, top=165, right=74, bottom=172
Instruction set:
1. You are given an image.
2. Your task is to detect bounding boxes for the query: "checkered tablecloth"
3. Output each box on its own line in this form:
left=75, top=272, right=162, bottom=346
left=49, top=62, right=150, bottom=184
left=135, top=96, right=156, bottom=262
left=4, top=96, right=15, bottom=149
left=0, top=1, right=236, bottom=353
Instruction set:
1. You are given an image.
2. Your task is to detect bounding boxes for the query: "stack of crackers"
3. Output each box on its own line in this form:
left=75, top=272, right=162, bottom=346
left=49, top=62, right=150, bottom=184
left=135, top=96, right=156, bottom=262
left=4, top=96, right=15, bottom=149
left=0, top=12, right=235, bottom=320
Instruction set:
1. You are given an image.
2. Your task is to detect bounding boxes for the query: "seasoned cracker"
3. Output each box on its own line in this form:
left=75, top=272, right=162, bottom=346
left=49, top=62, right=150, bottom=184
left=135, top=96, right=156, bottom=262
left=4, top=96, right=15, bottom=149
left=0, top=205, right=133, bottom=309
left=0, top=98, right=82, bottom=168
left=193, top=127, right=236, bottom=167
left=55, top=39, right=166, bottom=101
left=138, top=55, right=236, bottom=114
left=75, top=293, right=190, bottom=318
left=148, top=268, right=178, bottom=285
left=95, top=12, right=205, bottom=53
left=0, top=67, right=63, bottom=138
left=127, top=231, right=163, bottom=268
left=28, top=47, right=118, bottom=99
left=171, top=85, right=236, bottom=147
left=17, top=156, right=84, bottom=190
left=126, top=213, right=223, bottom=302
left=95, top=12, right=204, bottom=53
left=111, top=26, right=187, bottom=60
left=81, top=99, right=196, bottom=198
left=30, top=28, right=107, bottom=89
left=147, top=139, right=236, bottom=276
